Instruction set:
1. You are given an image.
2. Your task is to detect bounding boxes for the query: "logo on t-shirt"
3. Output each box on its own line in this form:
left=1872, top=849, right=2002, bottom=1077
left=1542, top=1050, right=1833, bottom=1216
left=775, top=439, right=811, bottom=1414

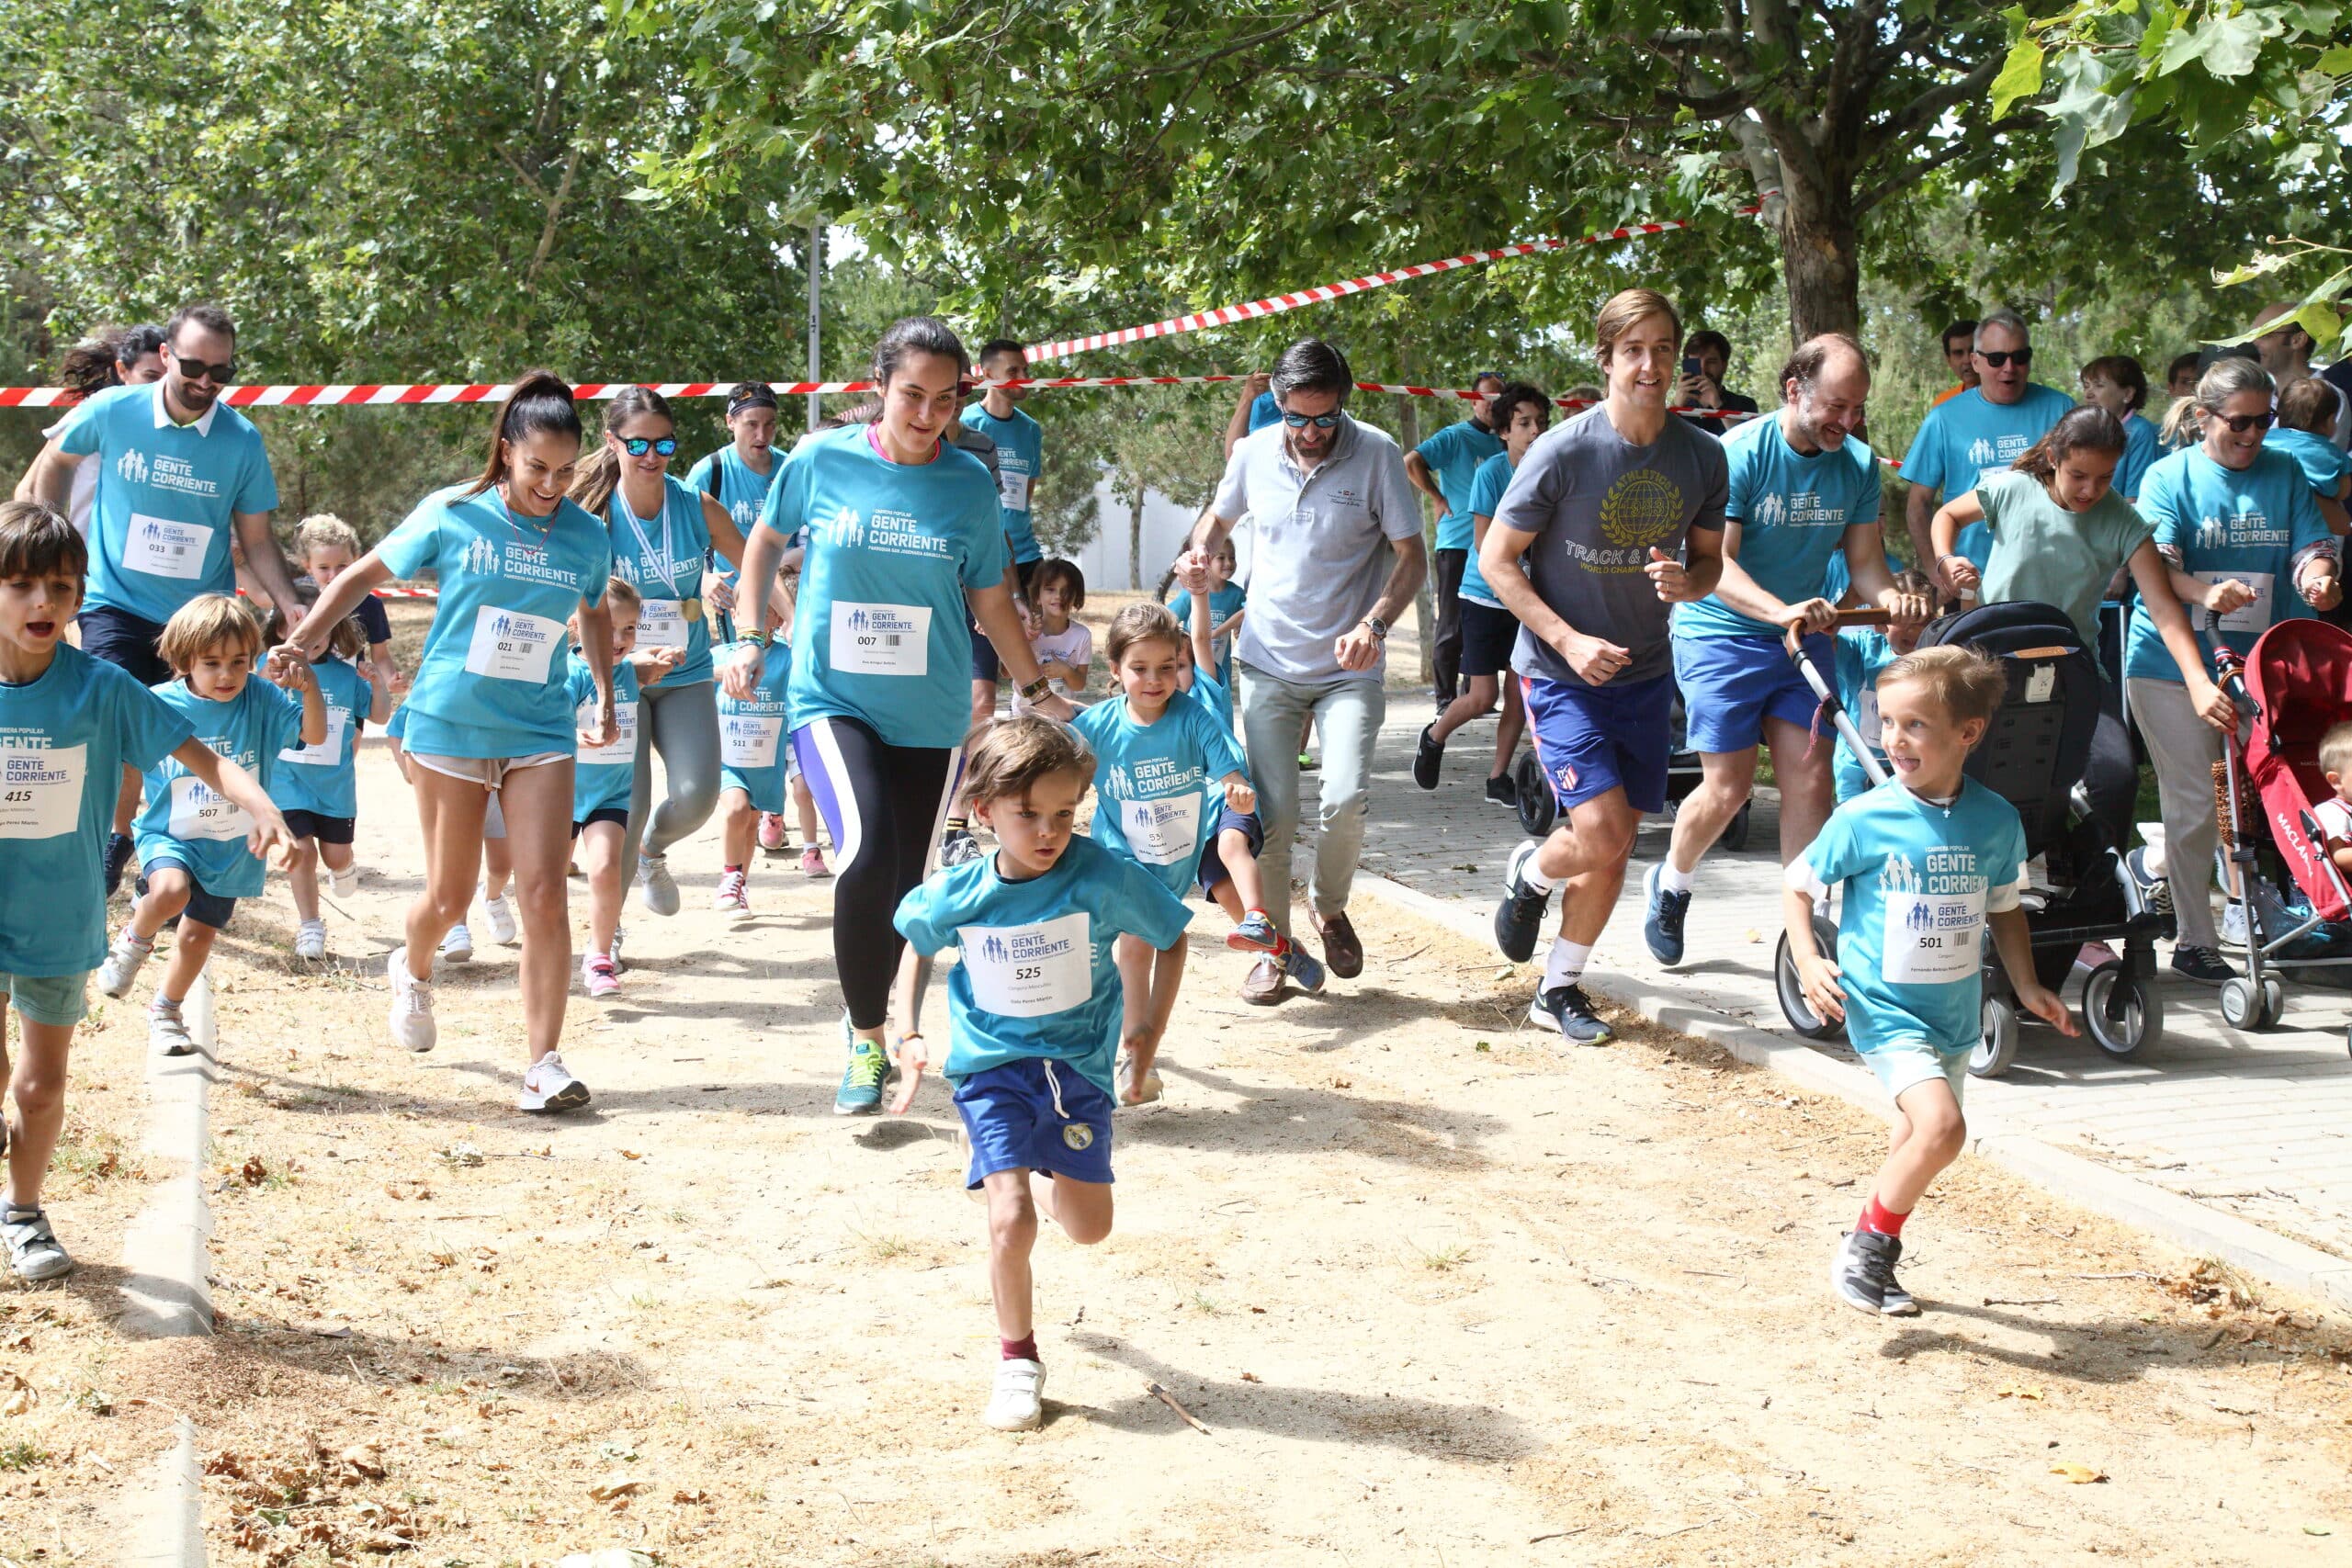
left=979, top=932, right=1010, bottom=964
left=1967, top=437, right=1995, bottom=469
left=465, top=536, right=502, bottom=576
left=118, top=449, right=150, bottom=485
left=1752, top=491, right=1787, bottom=530
left=2192, top=508, right=2282, bottom=550
left=1596, top=469, right=1685, bottom=562
left=819, top=504, right=865, bottom=547
left=1103, top=762, right=1133, bottom=798
left=1880, top=853, right=1921, bottom=895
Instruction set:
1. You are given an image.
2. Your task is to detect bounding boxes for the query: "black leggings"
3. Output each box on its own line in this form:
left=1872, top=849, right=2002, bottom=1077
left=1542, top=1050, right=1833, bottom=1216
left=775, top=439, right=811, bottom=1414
left=792, top=716, right=960, bottom=1030
left=2084, top=686, right=2137, bottom=857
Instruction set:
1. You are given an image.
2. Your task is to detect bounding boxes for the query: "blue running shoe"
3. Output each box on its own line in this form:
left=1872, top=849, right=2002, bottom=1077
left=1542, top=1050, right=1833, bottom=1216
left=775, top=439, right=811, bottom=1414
left=1530, top=983, right=1612, bottom=1045
left=1227, top=910, right=1282, bottom=953
left=1283, top=940, right=1328, bottom=994
left=835, top=1033, right=888, bottom=1115
left=1642, top=862, right=1691, bottom=966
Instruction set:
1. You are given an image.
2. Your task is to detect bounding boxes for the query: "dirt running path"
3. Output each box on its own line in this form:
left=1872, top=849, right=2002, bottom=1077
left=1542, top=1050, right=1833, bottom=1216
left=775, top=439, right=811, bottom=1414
left=22, top=734, right=2352, bottom=1565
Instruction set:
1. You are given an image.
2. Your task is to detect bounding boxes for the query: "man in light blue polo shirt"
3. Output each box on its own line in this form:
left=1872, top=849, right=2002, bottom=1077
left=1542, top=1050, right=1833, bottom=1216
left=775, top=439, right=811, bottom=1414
left=18, top=302, right=300, bottom=891
left=1183, top=338, right=1426, bottom=1004
left=1900, top=308, right=2072, bottom=588
left=1406, top=372, right=1506, bottom=713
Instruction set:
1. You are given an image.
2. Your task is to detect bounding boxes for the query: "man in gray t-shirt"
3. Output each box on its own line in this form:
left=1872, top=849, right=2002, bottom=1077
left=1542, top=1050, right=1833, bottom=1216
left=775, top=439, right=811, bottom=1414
left=1184, top=337, right=1428, bottom=1004
left=1478, top=288, right=1726, bottom=1046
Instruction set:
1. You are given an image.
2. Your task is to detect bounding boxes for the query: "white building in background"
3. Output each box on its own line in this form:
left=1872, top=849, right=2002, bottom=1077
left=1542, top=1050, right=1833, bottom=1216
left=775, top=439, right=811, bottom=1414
left=1059, top=469, right=1256, bottom=597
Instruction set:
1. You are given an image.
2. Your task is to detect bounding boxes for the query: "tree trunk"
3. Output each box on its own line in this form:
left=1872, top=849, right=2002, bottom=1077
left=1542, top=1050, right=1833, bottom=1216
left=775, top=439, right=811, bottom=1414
left=1774, top=169, right=1862, bottom=344
left=1127, top=491, right=1144, bottom=592
left=1395, top=389, right=1436, bottom=686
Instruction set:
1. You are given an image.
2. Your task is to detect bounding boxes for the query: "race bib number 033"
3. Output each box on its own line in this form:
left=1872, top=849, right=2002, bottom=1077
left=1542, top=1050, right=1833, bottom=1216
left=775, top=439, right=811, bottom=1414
left=959, top=912, right=1092, bottom=1017
left=125, top=513, right=215, bottom=581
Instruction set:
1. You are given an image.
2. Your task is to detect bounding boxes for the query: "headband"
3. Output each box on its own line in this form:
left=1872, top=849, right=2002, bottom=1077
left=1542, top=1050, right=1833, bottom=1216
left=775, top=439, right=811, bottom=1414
left=727, top=385, right=780, bottom=417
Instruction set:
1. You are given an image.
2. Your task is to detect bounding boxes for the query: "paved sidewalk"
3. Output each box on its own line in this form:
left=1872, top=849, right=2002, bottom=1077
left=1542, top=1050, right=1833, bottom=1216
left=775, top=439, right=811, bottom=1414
left=1335, top=704, right=2352, bottom=1266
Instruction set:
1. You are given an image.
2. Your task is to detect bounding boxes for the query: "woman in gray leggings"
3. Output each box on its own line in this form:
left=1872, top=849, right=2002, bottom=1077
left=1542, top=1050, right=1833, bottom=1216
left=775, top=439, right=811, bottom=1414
left=570, top=386, right=768, bottom=916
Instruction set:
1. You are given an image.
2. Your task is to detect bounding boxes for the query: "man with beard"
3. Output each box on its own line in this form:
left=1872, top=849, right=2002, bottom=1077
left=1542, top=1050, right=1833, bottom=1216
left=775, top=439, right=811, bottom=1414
left=21, top=303, right=299, bottom=891
left=1900, top=308, right=2071, bottom=591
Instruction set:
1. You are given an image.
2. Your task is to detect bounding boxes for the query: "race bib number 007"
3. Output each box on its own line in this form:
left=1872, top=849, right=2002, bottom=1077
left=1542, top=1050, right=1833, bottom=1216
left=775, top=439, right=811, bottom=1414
left=959, top=912, right=1092, bottom=1017
left=831, top=602, right=930, bottom=677
left=0, top=743, right=85, bottom=840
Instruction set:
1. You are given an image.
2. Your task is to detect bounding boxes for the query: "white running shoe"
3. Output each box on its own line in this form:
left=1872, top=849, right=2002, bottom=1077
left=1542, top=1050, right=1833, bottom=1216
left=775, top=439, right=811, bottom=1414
left=440, top=922, right=474, bottom=964
left=0, top=1208, right=72, bottom=1282
left=328, top=862, right=360, bottom=897
left=294, top=919, right=327, bottom=961
left=148, top=1003, right=196, bottom=1056
left=609, top=925, right=628, bottom=974
left=517, top=1051, right=590, bottom=1112
left=386, top=947, right=437, bottom=1053
left=714, top=868, right=750, bottom=916
left=96, top=931, right=153, bottom=998
left=984, top=1358, right=1046, bottom=1431
left=483, top=890, right=518, bottom=946
left=639, top=853, right=680, bottom=916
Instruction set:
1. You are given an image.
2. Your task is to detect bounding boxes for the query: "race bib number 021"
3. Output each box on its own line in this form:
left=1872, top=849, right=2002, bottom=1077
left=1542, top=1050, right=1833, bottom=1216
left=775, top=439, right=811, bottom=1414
left=464, top=605, right=561, bottom=683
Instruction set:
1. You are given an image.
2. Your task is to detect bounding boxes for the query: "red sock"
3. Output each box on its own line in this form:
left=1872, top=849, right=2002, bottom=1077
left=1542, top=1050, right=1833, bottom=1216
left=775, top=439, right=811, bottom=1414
left=1859, top=1194, right=1908, bottom=1237
left=1001, top=1335, right=1038, bottom=1362
left=723, top=863, right=742, bottom=874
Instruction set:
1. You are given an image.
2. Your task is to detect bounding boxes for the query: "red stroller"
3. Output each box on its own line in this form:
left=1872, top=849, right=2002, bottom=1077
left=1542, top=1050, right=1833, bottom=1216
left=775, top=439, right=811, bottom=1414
left=2216, top=618, right=2352, bottom=1048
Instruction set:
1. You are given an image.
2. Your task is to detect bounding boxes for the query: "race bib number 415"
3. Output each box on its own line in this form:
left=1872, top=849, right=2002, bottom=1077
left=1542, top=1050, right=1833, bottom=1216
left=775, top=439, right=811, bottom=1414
left=0, top=743, right=85, bottom=840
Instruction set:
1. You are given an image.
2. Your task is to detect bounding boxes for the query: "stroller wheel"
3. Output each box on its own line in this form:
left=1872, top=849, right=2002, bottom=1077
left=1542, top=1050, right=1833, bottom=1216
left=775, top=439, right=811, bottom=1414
left=2084, top=960, right=2161, bottom=1056
left=2260, top=976, right=2285, bottom=1030
left=1971, top=995, right=2019, bottom=1077
left=1773, top=915, right=1844, bottom=1042
left=2219, top=975, right=2275, bottom=1032
left=1514, top=751, right=1555, bottom=839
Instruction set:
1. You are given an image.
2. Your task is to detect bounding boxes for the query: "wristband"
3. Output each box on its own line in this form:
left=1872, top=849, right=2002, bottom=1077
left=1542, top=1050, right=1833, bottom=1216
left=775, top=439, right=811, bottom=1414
left=1019, top=676, right=1054, bottom=705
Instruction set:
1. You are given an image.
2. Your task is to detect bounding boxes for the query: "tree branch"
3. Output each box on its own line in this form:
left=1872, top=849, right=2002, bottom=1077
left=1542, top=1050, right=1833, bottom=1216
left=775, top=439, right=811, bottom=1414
left=1869, top=52, right=2000, bottom=151
left=1854, top=134, right=1977, bottom=215
left=1131, top=4, right=1343, bottom=78
left=523, top=146, right=583, bottom=290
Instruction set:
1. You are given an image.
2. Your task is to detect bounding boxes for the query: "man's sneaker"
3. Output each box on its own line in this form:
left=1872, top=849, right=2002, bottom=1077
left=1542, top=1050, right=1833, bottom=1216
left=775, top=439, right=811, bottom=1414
left=1493, top=840, right=1552, bottom=964
left=758, top=812, right=787, bottom=852
left=148, top=1002, right=196, bottom=1056
left=328, top=861, right=361, bottom=898
left=294, top=919, right=327, bottom=961
left=385, top=948, right=437, bottom=1053
left=1283, top=940, right=1329, bottom=995
left=835, top=1036, right=889, bottom=1115
left=2124, top=847, right=2172, bottom=916
left=582, top=953, right=620, bottom=998
left=0, top=1208, right=71, bottom=1282
left=1411, top=724, right=1445, bottom=792
left=800, top=845, right=831, bottom=878
left=1530, top=983, right=1613, bottom=1045
left=2220, top=901, right=2250, bottom=950
left=639, top=853, right=681, bottom=916
left=1227, top=910, right=1281, bottom=953
left=1642, top=862, right=1691, bottom=966
left=103, top=833, right=136, bottom=898
left=96, top=932, right=153, bottom=998
left=1829, top=1228, right=1918, bottom=1315
left=440, top=922, right=474, bottom=964
left=518, top=1051, right=591, bottom=1112
left=939, top=829, right=983, bottom=868
left=714, top=869, right=751, bottom=916
left=483, top=890, right=519, bottom=946
left=2171, top=944, right=2236, bottom=986
left=1484, top=773, right=1517, bottom=809
left=984, top=1358, right=1046, bottom=1431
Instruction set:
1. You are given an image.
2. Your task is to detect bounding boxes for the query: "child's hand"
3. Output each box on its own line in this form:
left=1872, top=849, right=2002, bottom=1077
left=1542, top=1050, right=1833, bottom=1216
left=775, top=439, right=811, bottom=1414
left=1118, top=1027, right=1163, bottom=1105
left=1179, top=558, right=1211, bottom=594
left=248, top=808, right=298, bottom=870
left=1939, top=553, right=1981, bottom=595
left=387, top=668, right=410, bottom=694
left=2017, top=982, right=2077, bottom=1035
left=888, top=1032, right=928, bottom=1114
left=1794, top=950, right=1846, bottom=1023
left=1223, top=777, right=1256, bottom=814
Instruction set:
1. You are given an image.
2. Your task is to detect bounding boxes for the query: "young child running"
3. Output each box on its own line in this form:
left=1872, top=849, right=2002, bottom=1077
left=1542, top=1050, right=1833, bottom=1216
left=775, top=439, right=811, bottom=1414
left=1072, top=603, right=1256, bottom=1094
left=570, top=579, right=681, bottom=996
left=1783, top=644, right=2075, bottom=1314
left=1165, top=540, right=1246, bottom=694
left=1828, top=571, right=1933, bottom=804
left=713, top=603, right=802, bottom=917
left=265, top=589, right=391, bottom=959
left=0, top=502, right=291, bottom=1278
left=99, top=594, right=325, bottom=1053
left=887, top=715, right=1192, bottom=1430
left=294, top=514, right=401, bottom=698
left=1012, top=558, right=1093, bottom=716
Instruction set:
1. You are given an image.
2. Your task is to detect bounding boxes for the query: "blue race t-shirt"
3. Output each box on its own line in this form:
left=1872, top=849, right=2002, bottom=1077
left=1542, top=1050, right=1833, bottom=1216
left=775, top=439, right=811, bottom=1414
left=2120, top=411, right=2163, bottom=502
left=375, top=483, right=613, bottom=760
left=136, top=677, right=304, bottom=898
left=687, top=446, right=778, bottom=637
left=567, top=652, right=641, bottom=820
left=607, top=476, right=716, bottom=686
left=894, top=833, right=1193, bottom=1097
left=1185, top=663, right=1235, bottom=730
left=1793, top=778, right=2027, bottom=1055
left=959, top=404, right=1045, bottom=564
left=2122, top=446, right=2333, bottom=684
left=267, top=657, right=373, bottom=820
left=1415, top=418, right=1505, bottom=552
left=0, top=646, right=192, bottom=975
left=1248, top=391, right=1281, bottom=433
left=1073, top=693, right=1250, bottom=897
left=762, top=423, right=1008, bottom=750
left=1829, top=628, right=1900, bottom=802
left=715, top=636, right=795, bottom=815
left=56, top=382, right=278, bottom=625
left=1901, top=385, right=2074, bottom=501
left=1166, top=583, right=1248, bottom=682
left=1459, top=451, right=1524, bottom=608
left=2266, top=425, right=2352, bottom=504
left=1678, top=413, right=1881, bottom=640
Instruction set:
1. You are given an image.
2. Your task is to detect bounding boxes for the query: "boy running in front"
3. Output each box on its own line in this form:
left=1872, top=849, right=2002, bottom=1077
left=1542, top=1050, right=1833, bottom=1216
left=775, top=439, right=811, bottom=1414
left=888, top=716, right=1191, bottom=1430
left=1783, top=644, right=2075, bottom=1314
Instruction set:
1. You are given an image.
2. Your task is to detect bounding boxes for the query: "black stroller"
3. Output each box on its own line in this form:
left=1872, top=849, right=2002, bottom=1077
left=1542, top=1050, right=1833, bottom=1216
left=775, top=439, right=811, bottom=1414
left=1772, top=603, right=2172, bottom=1076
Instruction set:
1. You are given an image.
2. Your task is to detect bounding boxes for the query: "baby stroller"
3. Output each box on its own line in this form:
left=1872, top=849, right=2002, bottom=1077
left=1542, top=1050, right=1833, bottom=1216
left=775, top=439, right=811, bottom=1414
left=1772, top=602, right=2171, bottom=1075
left=2214, top=618, right=2352, bottom=1048
left=1513, top=682, right=1753, bottom=849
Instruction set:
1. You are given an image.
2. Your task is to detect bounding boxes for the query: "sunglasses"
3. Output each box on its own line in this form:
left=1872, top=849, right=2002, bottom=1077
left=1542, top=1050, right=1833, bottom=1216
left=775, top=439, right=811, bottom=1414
left=1974, top=348, right=2031, bottom=368
left=617, top=435, right=679, bottom=457
left=172, top=355, right=236, bottom=384
left=1281, top=411, right=1343, bottom=429
left=2214, top=411, right=2276, bottom=434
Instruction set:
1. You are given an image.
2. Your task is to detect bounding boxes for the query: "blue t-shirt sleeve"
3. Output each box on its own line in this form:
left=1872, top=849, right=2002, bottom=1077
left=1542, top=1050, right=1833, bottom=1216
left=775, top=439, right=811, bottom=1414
left=1466, top=457, right=1509, bottom=519
left=893, top=875, right=955, bottom=955
left=1167, top=590, right=1194, bottom=623
left=1901, top=407, right=1947, bottom=492
left=266, top=682, right=304, bottom=755
left=1191, top=701, right=1248, bottom=784
left=116, top=674, right=196, bottom=773
left=374, top=496, right=447, bottom=580
left=1803, top=804, right=1869, bottom=890
left=1111, top=856, right=1194, bottom=951
left=758, top=450, right=810, bottom=541
left=1849, top=448, right=1883, bottom=525
left=1414, top=424, right=1461, bottom=470
left=578, top=516, right=612, bottom=607
left=2137, top=464, right=2185, bottom=548
left=232, top=437, right=279, bottom=513
left=962, top=484, right=1011, bottom=589
left=55, top=390, right=113, bottom=457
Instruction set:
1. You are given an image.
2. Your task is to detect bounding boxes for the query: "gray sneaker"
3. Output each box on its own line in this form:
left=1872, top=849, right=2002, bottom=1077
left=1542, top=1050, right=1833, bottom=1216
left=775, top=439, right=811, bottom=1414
left=638, top=853, right=681, bottom=916
left=0, top=1208, right=71, bottom=1281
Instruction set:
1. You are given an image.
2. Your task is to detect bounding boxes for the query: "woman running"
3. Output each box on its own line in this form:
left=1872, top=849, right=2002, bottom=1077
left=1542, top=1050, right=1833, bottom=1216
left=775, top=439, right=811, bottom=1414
left=724, top=317, right=1074, bottom=1114
left=686, top=380, right=782, bottom=645
left=570, top=386, right=763, bottom=916
left=279, top=371, right=616, bottom=1111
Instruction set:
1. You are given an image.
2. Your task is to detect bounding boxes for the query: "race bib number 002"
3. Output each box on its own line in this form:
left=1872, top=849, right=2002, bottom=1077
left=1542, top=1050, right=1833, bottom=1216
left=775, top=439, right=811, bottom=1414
left=1883, top=889, right=1984, bottom=985
left=831, top=602, right=931, bottom=676
left=464, top=605, right=561, bottom=683
left=959, top=912, right=1092, bottom=1017
left=637, top=598, right=687, bottom=649
left=0, top=742, right=85, bottom=840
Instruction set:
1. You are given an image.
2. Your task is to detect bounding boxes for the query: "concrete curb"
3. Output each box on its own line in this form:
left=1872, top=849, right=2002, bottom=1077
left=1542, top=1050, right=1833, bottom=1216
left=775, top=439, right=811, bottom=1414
left=116, top=973, right=216, bottom=1564
left=1352, top=871, right=2352, bottom=1318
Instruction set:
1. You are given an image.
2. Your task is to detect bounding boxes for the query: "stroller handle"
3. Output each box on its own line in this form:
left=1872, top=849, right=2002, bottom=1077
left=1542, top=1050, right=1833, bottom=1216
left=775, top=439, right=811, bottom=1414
left=1785, top=608, right=1894, bottom=790
left=1781, top=605, right=1891, bottom=659
left=2207, top=637, right=2257, bottom=721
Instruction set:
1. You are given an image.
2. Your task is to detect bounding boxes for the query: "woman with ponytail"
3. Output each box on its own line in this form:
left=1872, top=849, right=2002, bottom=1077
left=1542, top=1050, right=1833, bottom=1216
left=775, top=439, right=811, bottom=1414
left=278, top=371, right=616, bottom=1111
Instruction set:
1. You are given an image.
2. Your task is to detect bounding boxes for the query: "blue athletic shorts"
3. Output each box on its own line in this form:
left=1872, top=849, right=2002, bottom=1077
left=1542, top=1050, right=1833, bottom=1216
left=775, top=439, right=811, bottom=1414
left=0, top=970, right=88, bottom=1029
left=78, top=604, right=171, bottom=688
left=1195, top=806, right=1264, bottom=894
left=1673, top=633, right=1827, bottom=756
left=1521, top=671, right=1673, bottom=814
left=954, top=1056, right=1114, bottom=1189
left=137, top=852, right=237, bottom=931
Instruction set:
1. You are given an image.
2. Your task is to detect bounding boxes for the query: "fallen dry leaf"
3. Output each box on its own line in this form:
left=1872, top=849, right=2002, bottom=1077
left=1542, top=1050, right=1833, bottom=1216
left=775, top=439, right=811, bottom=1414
left=588, top=1474, right=647, bottom=1502
left=239, top=1156, right=268, bottom=1187
left=1997, top=1385, right=2046, bottom=1401
left=619, top=1149, right=645, bottom=1161
left=2049, top=1461, right=2106, bottom=1483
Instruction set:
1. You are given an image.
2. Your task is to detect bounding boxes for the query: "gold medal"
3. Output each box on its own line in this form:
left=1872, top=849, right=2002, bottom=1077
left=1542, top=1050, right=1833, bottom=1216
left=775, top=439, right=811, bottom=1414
left=681, top=597, right=705, bottom=624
